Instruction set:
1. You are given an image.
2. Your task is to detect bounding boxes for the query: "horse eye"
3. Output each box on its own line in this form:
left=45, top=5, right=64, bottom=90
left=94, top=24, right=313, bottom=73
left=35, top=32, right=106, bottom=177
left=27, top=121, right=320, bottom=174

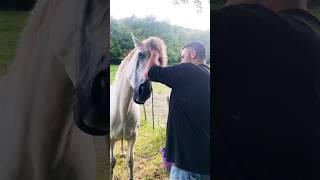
left=138, top=52, right=145, bottom=59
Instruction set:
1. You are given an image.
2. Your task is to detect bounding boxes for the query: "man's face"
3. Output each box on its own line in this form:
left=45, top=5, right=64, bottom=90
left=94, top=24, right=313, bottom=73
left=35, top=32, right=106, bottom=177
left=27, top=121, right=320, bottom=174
left=180, top=48, right=194, bottom=64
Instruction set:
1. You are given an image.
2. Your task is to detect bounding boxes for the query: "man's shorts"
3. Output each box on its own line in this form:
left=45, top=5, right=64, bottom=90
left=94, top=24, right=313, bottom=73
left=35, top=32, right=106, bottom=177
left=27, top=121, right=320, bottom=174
left=169, top=165, right=210, bottom=180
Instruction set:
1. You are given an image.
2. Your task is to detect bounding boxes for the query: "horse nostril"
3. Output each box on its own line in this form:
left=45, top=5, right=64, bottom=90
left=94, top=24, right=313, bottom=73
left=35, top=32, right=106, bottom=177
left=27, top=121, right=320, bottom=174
left=139, top=84, right=144, bottom=95
left=92, top=70, right=107, bottom=105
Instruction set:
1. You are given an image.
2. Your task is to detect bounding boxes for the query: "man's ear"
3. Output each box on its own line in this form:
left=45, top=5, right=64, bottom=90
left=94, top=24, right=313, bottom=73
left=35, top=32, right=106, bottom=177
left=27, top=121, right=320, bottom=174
left=191, top=49, right=197, bottom=59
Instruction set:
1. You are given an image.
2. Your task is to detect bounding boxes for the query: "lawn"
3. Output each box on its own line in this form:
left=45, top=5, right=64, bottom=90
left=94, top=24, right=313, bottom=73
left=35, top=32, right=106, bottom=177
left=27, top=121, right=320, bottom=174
left=112, top=116, right=169, bottom=180
left=0, top=11, right=29, bottom=66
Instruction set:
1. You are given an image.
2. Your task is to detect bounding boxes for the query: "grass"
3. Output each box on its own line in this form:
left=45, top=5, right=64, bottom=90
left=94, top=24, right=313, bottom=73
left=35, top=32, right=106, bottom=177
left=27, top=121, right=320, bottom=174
left=0, top=11, right=29, bottom=66
left=110, top=64, right=118, bottom=83
left=312, top=7, right=320, bottom=16
left=112, top=115, right=169, bottom=180
left=110, top=64, right=171, bottom=96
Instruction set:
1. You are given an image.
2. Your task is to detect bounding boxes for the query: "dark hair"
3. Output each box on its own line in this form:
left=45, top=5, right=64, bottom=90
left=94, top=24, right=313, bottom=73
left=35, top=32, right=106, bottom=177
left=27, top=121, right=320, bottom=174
left=182, top=41, right=207, bottom=61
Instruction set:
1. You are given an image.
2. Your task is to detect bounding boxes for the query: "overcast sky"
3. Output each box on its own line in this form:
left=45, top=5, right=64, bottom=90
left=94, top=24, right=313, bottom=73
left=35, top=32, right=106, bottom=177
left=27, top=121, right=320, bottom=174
left=110, top=0, right=210, bottom=31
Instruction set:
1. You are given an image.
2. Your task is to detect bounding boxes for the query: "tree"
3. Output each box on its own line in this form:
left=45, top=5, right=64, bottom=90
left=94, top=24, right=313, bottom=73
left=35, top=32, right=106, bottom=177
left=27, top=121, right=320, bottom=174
left=110, top=16, right=210, bottom=65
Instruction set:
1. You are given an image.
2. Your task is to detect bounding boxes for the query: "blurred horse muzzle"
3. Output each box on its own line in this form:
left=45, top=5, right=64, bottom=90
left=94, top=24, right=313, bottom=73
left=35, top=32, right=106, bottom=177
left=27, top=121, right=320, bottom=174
left=133, top=79, right=152, bottom=104
left=74, top=69, right=109, bottom=136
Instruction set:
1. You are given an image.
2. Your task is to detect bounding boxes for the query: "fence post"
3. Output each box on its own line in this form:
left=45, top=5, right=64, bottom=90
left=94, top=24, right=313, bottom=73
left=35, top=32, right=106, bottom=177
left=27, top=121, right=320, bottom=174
left=152, top=91, right=155, bottom=129
left=143, top=104, right=147, bottom=121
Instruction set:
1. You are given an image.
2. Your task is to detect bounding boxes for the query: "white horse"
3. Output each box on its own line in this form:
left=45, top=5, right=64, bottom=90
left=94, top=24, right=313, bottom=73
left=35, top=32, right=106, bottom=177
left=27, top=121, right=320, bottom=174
left=110, top=34, right=167, bottom=179
left=0, top=0, right=109, bottom=179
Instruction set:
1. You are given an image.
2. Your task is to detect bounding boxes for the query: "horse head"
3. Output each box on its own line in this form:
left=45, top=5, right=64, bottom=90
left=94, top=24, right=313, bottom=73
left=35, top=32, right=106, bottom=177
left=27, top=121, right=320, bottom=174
left=126, top=34, right=167, bottom=104
left=47, top=0, right=109, bottom=135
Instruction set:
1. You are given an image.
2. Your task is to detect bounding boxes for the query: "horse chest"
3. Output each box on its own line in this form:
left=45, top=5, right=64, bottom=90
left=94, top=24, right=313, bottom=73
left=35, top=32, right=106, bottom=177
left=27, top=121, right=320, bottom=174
left=110, top=104, right=140, bottom=140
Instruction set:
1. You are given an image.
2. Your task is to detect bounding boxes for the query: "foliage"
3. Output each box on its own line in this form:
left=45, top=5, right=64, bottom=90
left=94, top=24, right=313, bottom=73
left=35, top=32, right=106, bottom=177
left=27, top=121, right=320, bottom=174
left=110, top=16, right=210, bottom=65
left=0, top=11, right=29, bottom=68
left=0, top=0, right=36, bottom=11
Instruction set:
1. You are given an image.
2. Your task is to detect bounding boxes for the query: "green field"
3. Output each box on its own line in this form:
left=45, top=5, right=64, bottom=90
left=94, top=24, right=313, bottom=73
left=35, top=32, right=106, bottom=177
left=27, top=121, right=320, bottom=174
left=112, top=116, right=169, bottom=180
left=0, top=11, right=29, bottom=66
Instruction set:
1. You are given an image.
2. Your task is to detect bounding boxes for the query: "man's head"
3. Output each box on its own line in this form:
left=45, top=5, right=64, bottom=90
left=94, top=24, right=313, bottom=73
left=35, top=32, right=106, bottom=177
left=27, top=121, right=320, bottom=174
left=180, top=41, right=207, bottom=64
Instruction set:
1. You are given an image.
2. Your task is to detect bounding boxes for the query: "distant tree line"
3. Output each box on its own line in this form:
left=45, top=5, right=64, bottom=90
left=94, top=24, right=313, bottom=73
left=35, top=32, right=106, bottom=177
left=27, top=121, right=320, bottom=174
left=111, top=16, right=210, bottom=65
left=0, top=0, right=35, bottom=10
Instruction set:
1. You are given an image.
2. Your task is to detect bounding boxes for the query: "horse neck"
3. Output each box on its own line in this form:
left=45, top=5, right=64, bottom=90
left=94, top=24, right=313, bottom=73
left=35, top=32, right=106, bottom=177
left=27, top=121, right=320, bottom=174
left=112, top=69, right=134, bottom=115
left=0, top=19, right=74, bottom=146
left=0, top=50, right=75, bottom=175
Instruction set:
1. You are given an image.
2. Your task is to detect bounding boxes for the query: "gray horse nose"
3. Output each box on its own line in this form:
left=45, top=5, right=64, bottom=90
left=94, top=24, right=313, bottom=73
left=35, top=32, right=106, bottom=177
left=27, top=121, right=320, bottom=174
left=138, top=80, right=151, bottom=96
left=133, top=80, right=152, bottom=104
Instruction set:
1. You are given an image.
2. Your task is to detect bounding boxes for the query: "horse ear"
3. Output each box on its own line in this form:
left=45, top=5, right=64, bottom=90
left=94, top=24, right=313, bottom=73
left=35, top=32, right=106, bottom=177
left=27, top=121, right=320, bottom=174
left=131, top=33, right=142, bottom=48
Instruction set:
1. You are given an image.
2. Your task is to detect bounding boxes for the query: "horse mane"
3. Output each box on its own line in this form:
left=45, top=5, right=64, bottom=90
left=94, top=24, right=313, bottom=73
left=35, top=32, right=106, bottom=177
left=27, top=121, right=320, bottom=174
left=143, top=37, right=168, bottom=66
left=113, top=37, right=168, bottom=83
left=114, top=49, right=135, bottom=83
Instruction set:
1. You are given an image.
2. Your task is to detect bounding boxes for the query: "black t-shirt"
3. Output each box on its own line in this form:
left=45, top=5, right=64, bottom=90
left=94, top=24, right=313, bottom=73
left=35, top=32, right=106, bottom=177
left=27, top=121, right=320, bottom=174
left=148, top=63, right=210, bottom=174
left=213, top=4, right=320, bottom=180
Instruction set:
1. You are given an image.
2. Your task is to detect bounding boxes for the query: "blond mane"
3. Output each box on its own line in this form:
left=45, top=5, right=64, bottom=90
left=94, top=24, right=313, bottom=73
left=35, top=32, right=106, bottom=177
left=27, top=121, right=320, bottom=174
left=113, top=37, right=168, bottom=83
left=143, top=36, right=168, bottom=66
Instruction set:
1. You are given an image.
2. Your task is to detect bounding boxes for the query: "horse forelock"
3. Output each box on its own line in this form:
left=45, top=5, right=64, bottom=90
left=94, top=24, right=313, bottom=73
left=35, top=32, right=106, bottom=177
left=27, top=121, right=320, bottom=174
left=113, top=37, right=167, bottom=84
left=143, top=37, right=168, bottom=66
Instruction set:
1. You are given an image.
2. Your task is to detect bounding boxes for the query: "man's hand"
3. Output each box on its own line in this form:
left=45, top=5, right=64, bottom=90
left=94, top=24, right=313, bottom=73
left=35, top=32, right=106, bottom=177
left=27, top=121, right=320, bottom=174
left=144, top=50, right=160, bottom=79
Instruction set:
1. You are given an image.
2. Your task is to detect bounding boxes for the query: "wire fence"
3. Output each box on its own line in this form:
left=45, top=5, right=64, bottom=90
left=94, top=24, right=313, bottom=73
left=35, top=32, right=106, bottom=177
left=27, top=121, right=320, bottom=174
left=142, top=94, right=170, bottom=129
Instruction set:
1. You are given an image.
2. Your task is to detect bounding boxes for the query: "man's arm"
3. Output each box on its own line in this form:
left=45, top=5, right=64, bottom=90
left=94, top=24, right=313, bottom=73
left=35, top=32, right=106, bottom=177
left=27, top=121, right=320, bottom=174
left=144, top=50, right=184, bottom=88
left=147, top=65, right=184, bottom=88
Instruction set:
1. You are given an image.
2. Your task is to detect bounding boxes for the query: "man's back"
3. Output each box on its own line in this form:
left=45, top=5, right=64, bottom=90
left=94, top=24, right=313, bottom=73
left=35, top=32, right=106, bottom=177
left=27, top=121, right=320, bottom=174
left=213, top=4, right=320, bottom=179
left=149, top=63, right=210, bottom=174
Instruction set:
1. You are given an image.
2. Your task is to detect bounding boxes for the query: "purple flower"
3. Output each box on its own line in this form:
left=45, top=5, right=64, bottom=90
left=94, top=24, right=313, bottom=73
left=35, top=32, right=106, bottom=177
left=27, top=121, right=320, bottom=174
left=161, top=147, right=172, bottom=171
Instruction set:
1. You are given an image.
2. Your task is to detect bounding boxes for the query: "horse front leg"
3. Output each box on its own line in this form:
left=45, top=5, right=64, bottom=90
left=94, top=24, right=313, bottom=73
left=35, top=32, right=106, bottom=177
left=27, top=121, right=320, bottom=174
left=127, top=132, right=136, bottom=180
left=110, top=138, right=117, bottom=180
left=120, top=138, right=126, bottom=158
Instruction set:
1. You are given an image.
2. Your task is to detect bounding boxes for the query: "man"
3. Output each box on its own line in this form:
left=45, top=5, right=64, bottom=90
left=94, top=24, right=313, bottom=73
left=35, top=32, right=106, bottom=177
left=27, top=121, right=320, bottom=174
left=144, top=42, right=210, bottom=179
left=213, top=0, right=320, bottom=179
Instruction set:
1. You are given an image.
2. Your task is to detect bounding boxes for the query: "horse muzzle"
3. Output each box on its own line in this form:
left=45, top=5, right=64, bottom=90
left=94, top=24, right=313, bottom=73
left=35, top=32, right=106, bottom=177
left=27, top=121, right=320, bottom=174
left=73, top=69, right=109, bottom=136
left=133, top=79, right=152, bottom=104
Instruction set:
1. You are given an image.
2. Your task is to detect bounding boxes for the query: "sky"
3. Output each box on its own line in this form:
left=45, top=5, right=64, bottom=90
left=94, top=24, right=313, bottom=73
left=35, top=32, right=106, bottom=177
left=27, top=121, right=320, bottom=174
left=110, top=0, right=210, bottom=31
